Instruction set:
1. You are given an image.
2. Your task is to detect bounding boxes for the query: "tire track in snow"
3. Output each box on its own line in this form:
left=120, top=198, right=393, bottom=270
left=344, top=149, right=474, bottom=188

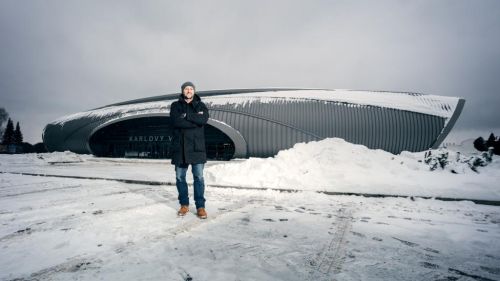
left=308, top=203, right=355, bottom=280
left=0, top=184, right=83, bottom=198
left=6, top=257, right=103, bottom=281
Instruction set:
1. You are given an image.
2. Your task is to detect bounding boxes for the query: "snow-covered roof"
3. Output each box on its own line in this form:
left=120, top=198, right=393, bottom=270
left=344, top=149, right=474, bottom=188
left=50, top=89, right=462, bottom=125
left=203, top=89, right=461, bottom=119
left=51, top=101, right=173, bottom=125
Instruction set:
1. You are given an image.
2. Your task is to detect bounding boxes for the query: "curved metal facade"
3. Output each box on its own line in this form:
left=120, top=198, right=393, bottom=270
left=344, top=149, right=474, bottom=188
left=208, top=99, right=447, bottom=155
left=43, top=88, right=465, bottom=158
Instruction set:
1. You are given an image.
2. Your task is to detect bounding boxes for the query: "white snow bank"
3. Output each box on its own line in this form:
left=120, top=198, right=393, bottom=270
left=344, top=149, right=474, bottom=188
left=0, top=151, right=92, bottom=165
left=207, top=138, right=418, bottom=188
left=205, top=138, right=500, bottom=200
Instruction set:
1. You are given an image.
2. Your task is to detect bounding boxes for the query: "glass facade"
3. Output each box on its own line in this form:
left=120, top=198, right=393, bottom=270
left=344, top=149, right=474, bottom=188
left=88, top=117, right=235, bottom=160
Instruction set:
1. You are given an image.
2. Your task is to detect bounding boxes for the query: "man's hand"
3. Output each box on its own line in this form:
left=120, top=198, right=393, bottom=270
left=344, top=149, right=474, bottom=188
left=180, top=113, right=186, bottom=118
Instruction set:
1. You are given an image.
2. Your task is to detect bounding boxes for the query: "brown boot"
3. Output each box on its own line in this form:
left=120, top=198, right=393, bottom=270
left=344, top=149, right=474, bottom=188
left=177, top=205, right=189, bottom=216
left=197, top=208, right=207, bottom=219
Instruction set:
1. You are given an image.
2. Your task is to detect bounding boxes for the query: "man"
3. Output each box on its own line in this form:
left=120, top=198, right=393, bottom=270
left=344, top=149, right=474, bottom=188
left=170, top=81, right=209, bottom=219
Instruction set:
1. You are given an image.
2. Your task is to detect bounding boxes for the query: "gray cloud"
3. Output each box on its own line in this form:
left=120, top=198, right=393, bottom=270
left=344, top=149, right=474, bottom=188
left=1, top=0, right=500, bottom=143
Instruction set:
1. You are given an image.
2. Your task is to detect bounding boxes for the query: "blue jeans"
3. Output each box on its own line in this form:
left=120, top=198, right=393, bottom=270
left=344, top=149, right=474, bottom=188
left=175, top=163, right=206, bottom=209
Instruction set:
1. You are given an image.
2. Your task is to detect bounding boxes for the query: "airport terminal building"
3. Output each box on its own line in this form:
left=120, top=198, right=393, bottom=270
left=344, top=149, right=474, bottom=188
left=43, top=89, right=465, bottom=160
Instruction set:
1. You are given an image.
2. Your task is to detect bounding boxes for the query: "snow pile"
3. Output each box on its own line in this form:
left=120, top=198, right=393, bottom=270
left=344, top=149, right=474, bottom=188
left=206, top=138, right=500, bottom=198
left=0, top=151, right=91, bottom=165
left=206, top=138, right=425, bottom=190
left=36, top=151, right=90, bottom=164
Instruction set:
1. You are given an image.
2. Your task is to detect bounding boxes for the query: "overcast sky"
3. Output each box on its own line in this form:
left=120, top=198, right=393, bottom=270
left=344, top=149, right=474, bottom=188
left=1, top=0, right=499, bottom=143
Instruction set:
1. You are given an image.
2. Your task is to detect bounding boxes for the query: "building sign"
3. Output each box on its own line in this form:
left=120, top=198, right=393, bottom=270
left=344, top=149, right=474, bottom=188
left=128, top=135, right=172, bottom=142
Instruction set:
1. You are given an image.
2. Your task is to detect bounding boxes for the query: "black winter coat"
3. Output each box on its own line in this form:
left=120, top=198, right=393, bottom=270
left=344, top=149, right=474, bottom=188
left=170, top=94, right=209, bottom=165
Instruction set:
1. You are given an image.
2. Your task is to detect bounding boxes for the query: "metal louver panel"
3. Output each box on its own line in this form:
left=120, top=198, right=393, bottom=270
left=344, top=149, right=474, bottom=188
left=207, top=99, right=445, bottom=154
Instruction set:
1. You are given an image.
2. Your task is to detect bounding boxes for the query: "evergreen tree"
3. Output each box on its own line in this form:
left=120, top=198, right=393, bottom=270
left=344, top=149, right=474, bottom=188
left=1, top=118, right=15, bottom=145
left=494, top=138, right=500, bottom=155
left=14, top=122, right=23, bottom=144
left=486, top=133, right=496, bottom=148
left=473, top=136, right=487, bottom=152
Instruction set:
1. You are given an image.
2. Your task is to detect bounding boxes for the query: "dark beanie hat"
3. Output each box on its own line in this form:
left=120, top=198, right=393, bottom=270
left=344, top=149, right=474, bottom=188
left=181, top=81, right=195, bottom=92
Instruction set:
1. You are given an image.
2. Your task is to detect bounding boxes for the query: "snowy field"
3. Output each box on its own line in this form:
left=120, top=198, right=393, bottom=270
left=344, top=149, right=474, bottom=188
left=1, top=139, right=500, bottom=280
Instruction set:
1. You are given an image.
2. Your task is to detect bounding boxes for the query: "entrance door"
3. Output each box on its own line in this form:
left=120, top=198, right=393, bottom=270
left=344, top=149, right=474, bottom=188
left=89, top=116, right=235, bottom=160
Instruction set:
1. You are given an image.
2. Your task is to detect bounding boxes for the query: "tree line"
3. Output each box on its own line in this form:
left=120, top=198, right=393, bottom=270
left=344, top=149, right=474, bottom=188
left=1, top=118, right=23, bottom=145
left=0, top=107, right=47, bottom=153
left=474, top=133, right=500, bottom=155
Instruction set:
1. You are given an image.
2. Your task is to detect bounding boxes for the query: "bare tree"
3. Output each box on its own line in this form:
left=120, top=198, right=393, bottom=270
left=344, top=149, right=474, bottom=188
left=0, top=108, right=9, bottom=138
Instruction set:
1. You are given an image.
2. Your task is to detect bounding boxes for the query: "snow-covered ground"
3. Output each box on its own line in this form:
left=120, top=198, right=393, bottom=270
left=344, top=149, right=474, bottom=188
left=1, top=173, right=500, bottom=281
left=1, top=139, right=500, bottom=280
